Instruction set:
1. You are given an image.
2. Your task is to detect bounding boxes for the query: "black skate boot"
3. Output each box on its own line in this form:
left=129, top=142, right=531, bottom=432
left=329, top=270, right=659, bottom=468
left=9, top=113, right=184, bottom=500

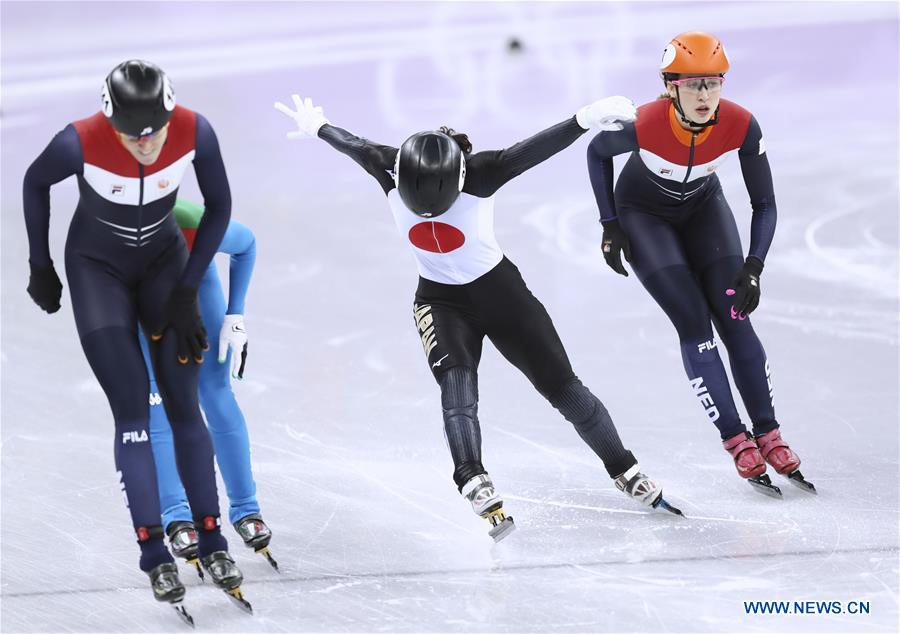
left=233, top=513, right=278, bottom=570
left=147, top=562, right=194, bottom=626
left=200, top=551, right=252, bottom=614
left=166, top=521, right=204, bottom=581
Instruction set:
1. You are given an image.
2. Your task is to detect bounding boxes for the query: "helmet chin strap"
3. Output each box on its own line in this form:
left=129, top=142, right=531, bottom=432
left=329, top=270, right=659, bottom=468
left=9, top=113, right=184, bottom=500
left=672, top=86, right=720, bottom=130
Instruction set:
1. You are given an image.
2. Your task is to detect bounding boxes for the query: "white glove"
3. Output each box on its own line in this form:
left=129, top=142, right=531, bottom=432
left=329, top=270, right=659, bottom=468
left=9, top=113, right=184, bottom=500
left=576, top=96, right=637, bottom=131
left=273, top=95, right=329, bottom=140
left=218, top=314, right=248, bottom=379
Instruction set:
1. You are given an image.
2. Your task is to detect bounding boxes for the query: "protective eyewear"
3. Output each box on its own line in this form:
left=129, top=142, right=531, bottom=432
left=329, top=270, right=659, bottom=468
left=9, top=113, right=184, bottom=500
left=123, top=128, right=163, bottom=142
left=670, top=76, right=724, bottom=93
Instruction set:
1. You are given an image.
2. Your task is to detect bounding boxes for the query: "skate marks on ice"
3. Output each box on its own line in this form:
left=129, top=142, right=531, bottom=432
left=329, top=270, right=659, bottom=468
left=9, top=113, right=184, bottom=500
left=3, top=547, right=897, bottom=633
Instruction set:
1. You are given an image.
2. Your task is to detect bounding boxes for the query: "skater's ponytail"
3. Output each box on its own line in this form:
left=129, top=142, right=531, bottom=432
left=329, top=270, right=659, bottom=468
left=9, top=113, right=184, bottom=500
left=439, top=126, right=472, bottom=155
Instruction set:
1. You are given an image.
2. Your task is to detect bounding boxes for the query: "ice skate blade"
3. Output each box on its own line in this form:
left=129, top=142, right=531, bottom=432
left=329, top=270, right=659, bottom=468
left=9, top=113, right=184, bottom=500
left=225, top=587, right=253, bottom=614
left=186, top=558, right=205, bottom=582
left=257, top=547, right=280, bottom=571
left=785, top=470, right=817, bottom=494
left=747, top=474, right=782, bottom=498
left=488, top=516, right=516, bottom=542
left=171, top=601, right=195, bottom=628
left=653, top=497, right=684, bottom=517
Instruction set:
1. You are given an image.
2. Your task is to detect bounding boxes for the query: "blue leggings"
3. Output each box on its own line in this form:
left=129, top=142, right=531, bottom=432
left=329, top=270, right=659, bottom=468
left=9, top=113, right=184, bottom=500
left=141, top=263, right=259, bottom=528
left=619, top=189, right=778, bottom=440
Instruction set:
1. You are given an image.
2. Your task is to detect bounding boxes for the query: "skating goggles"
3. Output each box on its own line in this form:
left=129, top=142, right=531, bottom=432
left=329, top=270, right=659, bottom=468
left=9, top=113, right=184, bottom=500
left=669, top=76, right=724, bottom=94
left=121, top=128, right=163, bottom=142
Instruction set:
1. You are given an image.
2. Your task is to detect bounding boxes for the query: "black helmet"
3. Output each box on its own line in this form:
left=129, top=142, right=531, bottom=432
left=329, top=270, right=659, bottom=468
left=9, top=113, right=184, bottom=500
left=102, top=60, right=175, bottom=137
left=394, top=131, right=466, bottom=218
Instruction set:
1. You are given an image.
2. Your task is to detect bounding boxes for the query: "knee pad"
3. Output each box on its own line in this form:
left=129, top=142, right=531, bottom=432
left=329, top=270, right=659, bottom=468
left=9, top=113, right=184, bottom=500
left=440, top=366, right=478, bottom=421
left=439, top=367, right=482, bottom=486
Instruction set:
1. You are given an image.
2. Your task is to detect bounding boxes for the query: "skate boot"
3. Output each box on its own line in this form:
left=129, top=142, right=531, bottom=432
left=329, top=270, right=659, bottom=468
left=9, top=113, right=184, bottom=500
left=166, top=521, right=204, bottom=581
left=461, top=473, right=516, bottom=542
left=233, top=513, right=279, bottom=571
left=200, top=551, right=252, bottom=614
left=723, top=431, right=781, bottom=497
left=756, top=429, right=816, bottom=493
left=614, top=464, right=682, bottom=516
left=147, top=562, right=194, bottom=626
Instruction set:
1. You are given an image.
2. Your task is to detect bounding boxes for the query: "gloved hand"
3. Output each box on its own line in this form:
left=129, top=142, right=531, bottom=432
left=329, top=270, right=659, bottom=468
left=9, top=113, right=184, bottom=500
left=274, top=95, right=329, bottom=140
left=725, top=257, right=763, bottom=320
left=576, top=96, right=637, bottom=131
left=218, top=314, right=248, bottom=379
left=152, top=286, right=208, bottom=364
left=27, top=261, right=63, bottom=313
left=601, top=219, right=632, bottom=276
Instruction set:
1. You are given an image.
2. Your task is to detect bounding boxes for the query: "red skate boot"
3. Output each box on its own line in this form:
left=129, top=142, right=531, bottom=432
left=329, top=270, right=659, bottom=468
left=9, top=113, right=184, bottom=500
left=756, top=429, right=816, bottom=493
left=723, top=432, right=782, bottom=497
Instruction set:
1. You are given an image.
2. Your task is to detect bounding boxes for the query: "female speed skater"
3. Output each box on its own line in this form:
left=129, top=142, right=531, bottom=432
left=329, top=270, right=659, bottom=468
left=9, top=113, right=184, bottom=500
left=22, top=60, right=250, bottom=621
left=138, top=199, right=278, bottom=574
left=586, top=32, right=815, bottom=497
left=275, top=93, right=682, bottom=542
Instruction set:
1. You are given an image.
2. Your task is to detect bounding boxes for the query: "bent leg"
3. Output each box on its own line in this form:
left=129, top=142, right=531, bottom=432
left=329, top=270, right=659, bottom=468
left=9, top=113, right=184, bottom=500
left=621, top=208, right=745, bottom=439
left=66, top=253, right=171, bottom=571
left=682, top=196, right=778, bottom=435
left=476, top=259, right=635, bottom=476
left=81, top=327, right=172, bottom=571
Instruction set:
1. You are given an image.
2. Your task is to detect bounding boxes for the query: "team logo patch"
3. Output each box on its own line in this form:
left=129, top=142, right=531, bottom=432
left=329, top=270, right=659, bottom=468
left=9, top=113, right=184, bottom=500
left=157, top=178, right=170, bottom=190
left=659, top=167, right=673, bottom=176
left=408, top=222, right=465, bottom=254
left=110, top=184, right=125, bottom=196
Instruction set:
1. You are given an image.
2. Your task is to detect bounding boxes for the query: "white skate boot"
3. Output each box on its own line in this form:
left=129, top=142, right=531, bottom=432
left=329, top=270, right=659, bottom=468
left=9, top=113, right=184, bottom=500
left=614, top=464, right=683, bottom=515
left=461, top=473, right=516, bottom=542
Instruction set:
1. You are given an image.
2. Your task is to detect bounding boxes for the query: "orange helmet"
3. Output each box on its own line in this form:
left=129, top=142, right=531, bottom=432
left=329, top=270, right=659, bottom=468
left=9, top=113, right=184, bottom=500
left=660, top=31, right=729, bottom=76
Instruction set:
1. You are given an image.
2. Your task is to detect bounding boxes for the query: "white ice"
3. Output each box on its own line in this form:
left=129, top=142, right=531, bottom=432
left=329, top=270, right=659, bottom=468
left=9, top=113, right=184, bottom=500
left=2, top=2, right=898, bottom=632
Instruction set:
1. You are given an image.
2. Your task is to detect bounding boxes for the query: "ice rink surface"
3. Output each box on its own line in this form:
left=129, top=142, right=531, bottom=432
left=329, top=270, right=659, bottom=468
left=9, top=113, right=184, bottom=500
left=2, top=2, right=898, bottom=632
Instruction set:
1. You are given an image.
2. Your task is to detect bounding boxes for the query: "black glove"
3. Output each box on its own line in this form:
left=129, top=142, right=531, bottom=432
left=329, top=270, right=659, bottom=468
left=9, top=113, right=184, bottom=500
left=152, top=286, right=209, bottom=364
left=601, top=219, right=632, bottom=276
left=27, top=261, right=63, bottom=313
left=726, top=257, right=764, bottom=319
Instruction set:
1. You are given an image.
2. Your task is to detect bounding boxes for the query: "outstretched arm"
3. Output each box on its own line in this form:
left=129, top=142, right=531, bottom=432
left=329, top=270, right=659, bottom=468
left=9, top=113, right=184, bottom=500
left=463, top=117, right=586, bottom=198
left=318, top=124, right=398, bottom=194
left=464, top=96, right=637, bottom=198
left=275, top=95, right=398, bottom=194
